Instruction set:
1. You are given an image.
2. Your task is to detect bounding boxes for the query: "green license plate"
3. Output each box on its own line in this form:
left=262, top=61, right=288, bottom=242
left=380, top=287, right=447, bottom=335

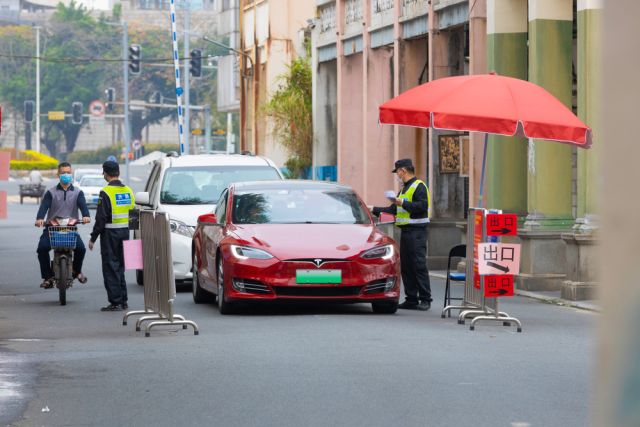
left=296, top=269, right=342, bottom=284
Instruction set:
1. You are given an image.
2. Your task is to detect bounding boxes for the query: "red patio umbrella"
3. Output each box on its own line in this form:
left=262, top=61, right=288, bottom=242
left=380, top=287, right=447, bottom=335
left=378, top=73, right=592, bottom=204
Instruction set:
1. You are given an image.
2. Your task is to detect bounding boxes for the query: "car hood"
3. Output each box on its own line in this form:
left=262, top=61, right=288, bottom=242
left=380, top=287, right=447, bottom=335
left=229, top=224, right=390, bottom=259
left=80, top=186, right=102, bottom=194
left=158, top=204, right=216, bottom=227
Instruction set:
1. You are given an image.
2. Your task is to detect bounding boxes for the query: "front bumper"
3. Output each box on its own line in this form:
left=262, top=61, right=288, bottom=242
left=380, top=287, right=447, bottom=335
left=223, top=256, right=400, bottom=303
left=171, top=232, right=193, bottom=281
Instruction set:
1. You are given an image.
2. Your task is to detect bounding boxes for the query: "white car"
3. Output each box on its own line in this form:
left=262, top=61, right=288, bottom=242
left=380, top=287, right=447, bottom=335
left=74, top=168, right=102, bottom=185
left=134, top=153, right=283, bottom=285
left=77, top=174, right=104, bottom=207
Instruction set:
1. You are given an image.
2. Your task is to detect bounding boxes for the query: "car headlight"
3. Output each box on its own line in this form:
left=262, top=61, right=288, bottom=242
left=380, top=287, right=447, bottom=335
left=361, top=244, right=394, bottom=260
left=230, top=245, right=274, bottom=260
left=169, top=219, right=194, bottom=238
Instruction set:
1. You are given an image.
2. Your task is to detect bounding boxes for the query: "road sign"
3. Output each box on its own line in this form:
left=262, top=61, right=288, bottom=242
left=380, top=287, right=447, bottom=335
left=89, top=100, right=106, bottom=117
left=192, top=128, right=203, bottom=135
left=132, top=139, right=141, bottom=150
left=487, top=213, right=518, bottom=236
left=48, top=111, right=65, bottom=121
left=484, top=275, right=514, bottom=297
left=478, top=243, right=521, bottom=275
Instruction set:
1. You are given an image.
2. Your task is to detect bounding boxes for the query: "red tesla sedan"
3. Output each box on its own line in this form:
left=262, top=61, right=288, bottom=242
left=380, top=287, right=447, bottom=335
left=191, top=180, right=400, bottom=314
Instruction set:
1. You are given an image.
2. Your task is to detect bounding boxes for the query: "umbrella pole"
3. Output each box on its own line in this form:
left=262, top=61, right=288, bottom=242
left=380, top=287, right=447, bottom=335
left=478, top=133, right=488, bottom=208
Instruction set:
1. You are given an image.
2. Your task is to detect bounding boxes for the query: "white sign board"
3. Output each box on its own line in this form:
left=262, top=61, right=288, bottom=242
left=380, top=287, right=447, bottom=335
left=477, top=243, right=521, bottom=276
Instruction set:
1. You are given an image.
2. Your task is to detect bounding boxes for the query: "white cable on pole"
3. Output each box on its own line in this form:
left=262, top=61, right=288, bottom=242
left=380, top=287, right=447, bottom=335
left=169, top=0, right=186, bottom=155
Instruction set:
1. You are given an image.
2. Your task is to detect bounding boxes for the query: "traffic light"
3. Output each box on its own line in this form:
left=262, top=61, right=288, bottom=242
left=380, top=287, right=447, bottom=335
left=24, top=101, right=35, bottom=123
left=190, top=49, right=202, bottom=77
left=105, top=87, right=115, bottom=113
left=72, top=102, right=83, bottom=125
left=129, top=44, right=141, bottom=74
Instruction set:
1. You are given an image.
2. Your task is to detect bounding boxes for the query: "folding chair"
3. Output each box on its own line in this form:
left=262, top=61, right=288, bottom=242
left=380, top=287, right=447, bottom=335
left=444, top=244, right=466, bottom=317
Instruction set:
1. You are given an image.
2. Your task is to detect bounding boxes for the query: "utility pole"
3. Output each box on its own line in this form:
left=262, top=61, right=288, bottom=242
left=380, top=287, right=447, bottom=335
left=184, top=2, right=191, bottom=154
left=204, top=106, right=211, bottom=153
left=35, top=26, right=41, bottom=153
left=122, top=21, right=131, bottom=185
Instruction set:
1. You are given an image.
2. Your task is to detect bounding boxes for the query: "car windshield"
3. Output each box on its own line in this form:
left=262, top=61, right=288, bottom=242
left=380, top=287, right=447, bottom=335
left=75, top=170, right=101, bottom=182
left=79, top=176, right=104, bottom=187
left=232, top=188, right=372, bottom=225
left=160, top=166, right=281, bottom=205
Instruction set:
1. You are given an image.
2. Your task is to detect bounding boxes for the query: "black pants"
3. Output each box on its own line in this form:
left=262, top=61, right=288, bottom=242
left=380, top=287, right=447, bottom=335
left=100, top=229, right=129, bottom=305
left=400, top=226, right=431, bottom=303
left=37, top=229, right=86, bottom=280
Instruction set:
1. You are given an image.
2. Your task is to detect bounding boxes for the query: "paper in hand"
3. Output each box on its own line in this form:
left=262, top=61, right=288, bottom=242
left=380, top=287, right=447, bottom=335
left=384, top=190, right=396, bottom=200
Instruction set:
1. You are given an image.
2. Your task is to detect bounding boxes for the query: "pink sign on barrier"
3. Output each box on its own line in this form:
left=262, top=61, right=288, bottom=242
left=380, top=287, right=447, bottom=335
left=123, top=239, right=143, bottom=270
left=0, top=152, right=10, bottom=181
left=0, top=191, right=6, bottom=219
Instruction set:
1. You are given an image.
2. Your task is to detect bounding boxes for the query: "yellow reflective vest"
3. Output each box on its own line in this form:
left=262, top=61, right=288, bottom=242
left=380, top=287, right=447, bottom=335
left=395, top=179, right=430, bottom=227
left=102, top=185, right=135, bottom=229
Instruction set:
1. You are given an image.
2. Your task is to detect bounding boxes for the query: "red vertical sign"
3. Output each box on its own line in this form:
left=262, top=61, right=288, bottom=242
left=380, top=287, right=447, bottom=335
left=0, top=191, right=7, bottom=219
left=0, top=151, right=10, bottom=181
left=473, top=210, right=483, bottom=289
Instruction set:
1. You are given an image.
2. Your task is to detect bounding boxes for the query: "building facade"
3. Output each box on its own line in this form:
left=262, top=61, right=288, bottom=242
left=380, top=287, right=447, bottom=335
left=309, top=0, right=601, bottom=298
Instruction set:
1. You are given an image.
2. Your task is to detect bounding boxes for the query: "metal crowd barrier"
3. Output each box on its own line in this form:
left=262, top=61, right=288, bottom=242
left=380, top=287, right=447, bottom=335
left=441, top=207, right=522, bottom=332
left=123, top=211, right=199, bottom=337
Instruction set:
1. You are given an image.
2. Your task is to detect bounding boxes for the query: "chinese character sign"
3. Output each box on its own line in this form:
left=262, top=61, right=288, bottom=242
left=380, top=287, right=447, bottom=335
left=484, top=275, right=514, bottom=297
left=486, top=213, right=518, bottom=236
left=477, top=243, right=521, bottom=275
left=473, top=210, right=484, bottom=289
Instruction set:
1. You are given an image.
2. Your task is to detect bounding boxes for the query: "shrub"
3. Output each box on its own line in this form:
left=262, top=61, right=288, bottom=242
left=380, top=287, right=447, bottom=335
left=67, top=143, right=181, bottom=164
left=8, top=150, right=59, bottom=170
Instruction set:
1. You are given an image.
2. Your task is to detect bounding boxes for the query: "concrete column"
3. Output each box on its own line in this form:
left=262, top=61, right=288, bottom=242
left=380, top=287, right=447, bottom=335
left=560, top=0, right=602, bottom=300
left=336, top=0, right=344, bottom=181
left=485, top=0, right=527, bottom=214
left=518, top=0, right=574, bottom=291
left=525, top=0, right=574, bottom=229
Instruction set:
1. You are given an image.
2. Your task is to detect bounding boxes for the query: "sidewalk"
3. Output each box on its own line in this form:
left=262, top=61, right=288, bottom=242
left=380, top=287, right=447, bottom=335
left=429, top=270, right=600, bottom=313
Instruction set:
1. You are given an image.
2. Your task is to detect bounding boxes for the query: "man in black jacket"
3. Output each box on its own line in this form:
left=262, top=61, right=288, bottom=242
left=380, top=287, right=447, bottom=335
left=372, top=159, right=432, bottom=310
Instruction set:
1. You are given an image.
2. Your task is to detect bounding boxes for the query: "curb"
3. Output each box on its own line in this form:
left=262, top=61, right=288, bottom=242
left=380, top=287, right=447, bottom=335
left=428, top=272, right=600, bottom=313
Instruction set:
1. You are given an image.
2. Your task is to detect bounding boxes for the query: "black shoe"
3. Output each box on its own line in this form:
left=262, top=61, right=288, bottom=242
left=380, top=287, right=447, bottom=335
left=40, top=278, right=55, bottom=289
left=417, top=301, right=431, bottom=311
left=398, top=301, right=419, bottom=310
left=122, top=303, right=128, bottom=310
left=100, top=304, right=123, bottom=312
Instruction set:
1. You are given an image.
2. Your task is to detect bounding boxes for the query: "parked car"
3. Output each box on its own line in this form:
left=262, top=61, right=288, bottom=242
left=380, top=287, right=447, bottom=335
left=77, top=174, right=104, bottom=207
left=134, top=154, right=283, bottom=285
left=73, top=168, right=102, bottom=185
left=192, top=180, right=401, bottom=314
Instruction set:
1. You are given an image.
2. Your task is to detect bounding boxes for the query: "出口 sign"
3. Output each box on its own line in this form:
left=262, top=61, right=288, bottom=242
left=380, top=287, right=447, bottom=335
left=477, top=243, right=521, bottom=276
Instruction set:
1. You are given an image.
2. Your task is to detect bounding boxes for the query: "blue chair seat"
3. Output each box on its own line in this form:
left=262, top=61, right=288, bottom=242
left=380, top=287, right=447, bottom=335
left=449, top=272, right=466, bottom=281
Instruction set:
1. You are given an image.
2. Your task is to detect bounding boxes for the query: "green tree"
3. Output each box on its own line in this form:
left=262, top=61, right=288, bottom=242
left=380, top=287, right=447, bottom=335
left=262, top=45, right=313, bottom=178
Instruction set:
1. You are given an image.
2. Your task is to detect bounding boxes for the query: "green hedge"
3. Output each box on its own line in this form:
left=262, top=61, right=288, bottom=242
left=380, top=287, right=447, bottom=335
left=67, top=143, right=181, bottom=164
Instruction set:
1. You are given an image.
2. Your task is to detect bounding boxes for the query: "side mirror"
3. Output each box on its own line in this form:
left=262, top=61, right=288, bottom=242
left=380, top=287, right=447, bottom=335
left=135, top=191, right=151, bottom=207
left=197, top=213, right=219, bottom=226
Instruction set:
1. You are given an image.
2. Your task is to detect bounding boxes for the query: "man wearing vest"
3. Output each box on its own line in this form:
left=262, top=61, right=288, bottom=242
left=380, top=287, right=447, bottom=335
left=88, top=161, right=135, bottom=312
left=36, top=162, right=91, bottom=289
left=372, top=159, right=432, bottom=311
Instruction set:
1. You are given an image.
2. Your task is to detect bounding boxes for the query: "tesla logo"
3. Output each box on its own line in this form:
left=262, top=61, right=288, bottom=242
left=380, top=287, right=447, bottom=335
left=313, top=259, right=324, bottom=267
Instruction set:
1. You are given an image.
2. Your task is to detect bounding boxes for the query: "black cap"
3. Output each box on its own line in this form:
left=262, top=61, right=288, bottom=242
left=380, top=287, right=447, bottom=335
left=102, top=160, right=120, bottom=177
left=392, top=158, right=413, bottom=173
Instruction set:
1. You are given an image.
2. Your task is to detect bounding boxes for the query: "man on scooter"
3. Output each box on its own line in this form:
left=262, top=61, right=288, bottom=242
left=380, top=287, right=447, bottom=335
left=35, top=162, right=91, bottom=288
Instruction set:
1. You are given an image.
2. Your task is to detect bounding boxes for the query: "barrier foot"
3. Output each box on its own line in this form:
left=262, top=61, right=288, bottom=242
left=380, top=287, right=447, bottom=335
left=144, top=319, right=199, bottom=337
left=442, top=304, right=480, bottom=320
left=469, top=315, right=523, bottom=332
left=136, top=315, right=162, bottom=332
left=123, top=309, right=153, bottom=326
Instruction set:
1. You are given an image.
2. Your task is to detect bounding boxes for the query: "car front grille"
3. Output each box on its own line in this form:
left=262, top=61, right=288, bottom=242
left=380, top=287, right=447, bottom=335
left=273, top=285, right=363, bottom=297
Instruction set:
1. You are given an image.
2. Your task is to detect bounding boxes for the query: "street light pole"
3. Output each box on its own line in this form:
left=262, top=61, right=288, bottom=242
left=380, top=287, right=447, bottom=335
left=184, top=2, right=190, bottom=154
left=35, top=26, right=41, bottom=153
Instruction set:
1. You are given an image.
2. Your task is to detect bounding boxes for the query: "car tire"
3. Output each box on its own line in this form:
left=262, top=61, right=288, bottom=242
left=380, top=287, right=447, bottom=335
left=371, top=301, right=398, bottom=314
left=192, top=254, right=215, bottom=304
left=136, top=269, right=144, bottom=286
left=217, top=259, right=235, bottom=315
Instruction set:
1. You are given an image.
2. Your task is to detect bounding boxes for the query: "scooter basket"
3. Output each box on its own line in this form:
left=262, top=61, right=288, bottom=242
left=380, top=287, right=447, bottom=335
left=48, top=226, right=78, bottom=249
